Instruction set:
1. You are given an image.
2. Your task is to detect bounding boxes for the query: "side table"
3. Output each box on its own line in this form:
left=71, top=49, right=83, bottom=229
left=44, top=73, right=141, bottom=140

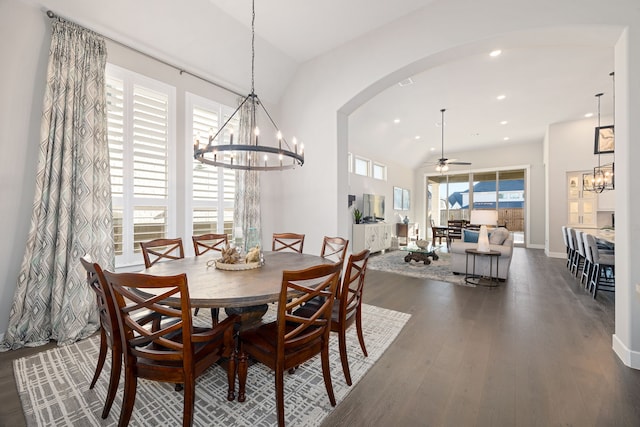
left=464, top=248, right=501, bottom=287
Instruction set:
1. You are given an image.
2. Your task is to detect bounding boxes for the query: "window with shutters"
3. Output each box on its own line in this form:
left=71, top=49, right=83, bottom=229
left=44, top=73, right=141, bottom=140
left=186, top=93, right=237, bottom=239
left=106, top=64, right=176, bottom=266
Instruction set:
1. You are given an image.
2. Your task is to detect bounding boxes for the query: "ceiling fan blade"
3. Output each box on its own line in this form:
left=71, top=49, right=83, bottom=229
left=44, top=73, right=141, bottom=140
left=447, top=161, right=472, bottom=165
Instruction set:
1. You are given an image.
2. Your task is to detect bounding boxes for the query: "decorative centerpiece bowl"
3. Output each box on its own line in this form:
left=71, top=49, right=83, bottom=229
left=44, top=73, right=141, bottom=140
left=209, top=244, right=263, bottom=270
left=416, top=239, right=430, bottom=249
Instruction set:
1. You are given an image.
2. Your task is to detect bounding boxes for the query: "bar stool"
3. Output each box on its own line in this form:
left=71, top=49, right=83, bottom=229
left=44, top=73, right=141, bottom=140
left=561, top=226, right=571, bottom=270
left=574, top=230, right=587, bottom=280
left=567, top=228, right=580, bottom=276
left=584, top=233, right=615, bottom=299
left=579, top=232, right=594, bottom=288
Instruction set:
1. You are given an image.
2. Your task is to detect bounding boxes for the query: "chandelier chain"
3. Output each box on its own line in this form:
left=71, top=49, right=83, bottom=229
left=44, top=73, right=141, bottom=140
left=251, top=0, right=255, bottom=95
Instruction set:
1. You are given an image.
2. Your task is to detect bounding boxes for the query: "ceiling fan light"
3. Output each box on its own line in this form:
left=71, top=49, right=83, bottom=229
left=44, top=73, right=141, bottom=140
left=442, top=164, right=449, bottom=172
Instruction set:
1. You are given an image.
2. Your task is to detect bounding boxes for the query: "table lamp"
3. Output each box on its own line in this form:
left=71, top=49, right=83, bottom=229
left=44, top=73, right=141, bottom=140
left=470, top=210, right=498, bottom=252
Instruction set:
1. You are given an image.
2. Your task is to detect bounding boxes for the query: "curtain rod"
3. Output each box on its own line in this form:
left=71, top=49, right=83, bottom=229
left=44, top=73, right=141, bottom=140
left=46, top=10, right=245, bottom=98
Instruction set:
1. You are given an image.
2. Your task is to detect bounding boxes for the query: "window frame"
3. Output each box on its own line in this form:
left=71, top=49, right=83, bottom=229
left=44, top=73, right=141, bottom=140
left=106, top=63, right=177, bottom=267
left=354, top=156, right=371, bottom=177
left=184, top=92, right=237, bottom=243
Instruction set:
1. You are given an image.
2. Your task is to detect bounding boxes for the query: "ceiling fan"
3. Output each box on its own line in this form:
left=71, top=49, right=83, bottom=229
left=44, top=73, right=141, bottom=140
left=428, top=108, right=471, bottom=172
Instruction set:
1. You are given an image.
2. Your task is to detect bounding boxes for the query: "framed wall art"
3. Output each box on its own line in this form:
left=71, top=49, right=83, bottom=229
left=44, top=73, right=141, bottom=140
left=594, top=125, right=614, bottom=154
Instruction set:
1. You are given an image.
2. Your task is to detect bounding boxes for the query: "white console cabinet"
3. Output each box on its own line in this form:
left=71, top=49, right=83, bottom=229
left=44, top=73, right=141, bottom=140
left=352, top=223, right=394, bottom=253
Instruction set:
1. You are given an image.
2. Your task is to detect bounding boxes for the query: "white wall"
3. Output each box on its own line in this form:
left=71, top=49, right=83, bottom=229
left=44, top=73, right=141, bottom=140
left=545, top=117, right=614, bottom=257
left=612, top=26, right=640, bottom=369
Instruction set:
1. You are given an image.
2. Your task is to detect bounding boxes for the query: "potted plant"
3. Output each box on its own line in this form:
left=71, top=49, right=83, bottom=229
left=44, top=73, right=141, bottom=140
left=353, top=208, right=362, bottom=224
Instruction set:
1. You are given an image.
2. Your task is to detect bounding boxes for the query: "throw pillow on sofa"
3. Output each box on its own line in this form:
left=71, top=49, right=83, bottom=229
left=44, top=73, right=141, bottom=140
left=489, top=227, right=509, bottom=245
left=463, top=229, right=479, bottom=243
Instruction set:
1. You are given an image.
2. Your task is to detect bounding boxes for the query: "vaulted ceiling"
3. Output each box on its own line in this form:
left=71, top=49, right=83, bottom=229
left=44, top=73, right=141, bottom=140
left=39, top=0, right=623, bottom=169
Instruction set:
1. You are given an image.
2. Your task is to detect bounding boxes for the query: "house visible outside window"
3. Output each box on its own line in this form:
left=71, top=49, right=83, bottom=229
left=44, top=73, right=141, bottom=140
left=106, top=64, right=176, bottom=266
left=373, top=162, right=387, bottom=180
left=186, top=93, right=237, bottom=239
left=354, top=156, right=370, bottom=176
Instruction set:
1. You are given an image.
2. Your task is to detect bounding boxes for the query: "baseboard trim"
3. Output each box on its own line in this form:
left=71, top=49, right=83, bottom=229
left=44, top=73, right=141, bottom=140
left=546, top=251, right=566, bottom=259
left=612, top=334, right=640, bottom=370
left=527, top=243, right=545, bottom=250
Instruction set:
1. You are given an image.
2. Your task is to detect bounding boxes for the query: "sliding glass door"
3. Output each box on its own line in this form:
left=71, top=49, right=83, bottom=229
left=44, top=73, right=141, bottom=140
left=426, top=169, right=526, bottom=246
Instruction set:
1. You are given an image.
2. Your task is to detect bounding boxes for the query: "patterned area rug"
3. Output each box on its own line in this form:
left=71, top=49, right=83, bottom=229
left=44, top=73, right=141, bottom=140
left=14, top=304, right=410, bottom=427
left=367, top=249, right=472, bottom=286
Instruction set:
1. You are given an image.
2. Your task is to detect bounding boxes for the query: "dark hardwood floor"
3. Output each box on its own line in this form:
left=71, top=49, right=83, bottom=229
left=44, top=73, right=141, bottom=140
left=1, top=247, right=639, bottom=426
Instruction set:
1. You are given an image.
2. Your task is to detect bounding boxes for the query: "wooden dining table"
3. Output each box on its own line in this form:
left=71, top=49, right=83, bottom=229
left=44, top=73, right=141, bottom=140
left=139, top=251, right=334, bottom=309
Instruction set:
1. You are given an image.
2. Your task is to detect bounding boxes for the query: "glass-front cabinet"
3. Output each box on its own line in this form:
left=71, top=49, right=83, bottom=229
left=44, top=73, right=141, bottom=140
left=567, top=171, right=597, bottom=228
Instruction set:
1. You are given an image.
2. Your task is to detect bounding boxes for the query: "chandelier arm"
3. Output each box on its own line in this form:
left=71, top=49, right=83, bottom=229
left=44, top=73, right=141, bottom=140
left=256, top=99, right=295, bottom=151
left=203, top=94, right=252, bottom=149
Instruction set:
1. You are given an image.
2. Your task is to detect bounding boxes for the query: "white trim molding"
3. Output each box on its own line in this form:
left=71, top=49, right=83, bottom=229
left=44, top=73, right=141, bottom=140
left=613, top=334, right=640, bottom=370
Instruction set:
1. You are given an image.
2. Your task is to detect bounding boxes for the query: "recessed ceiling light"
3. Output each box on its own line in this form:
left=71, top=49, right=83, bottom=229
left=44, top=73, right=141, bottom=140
left=584, top=113, right=594, bottom=118
left=414, top=135, right=421, bottom=140
left=489, top=49, right=502, bottom=57
left=430, top=147, right=435, bottom=151
left=496, top=94, right=506, bottom=100
left=394, top=118, right=400, bottom=124
left=500, top=120, right=508, bottom=125
left=503, top=137, right=510, bottom=141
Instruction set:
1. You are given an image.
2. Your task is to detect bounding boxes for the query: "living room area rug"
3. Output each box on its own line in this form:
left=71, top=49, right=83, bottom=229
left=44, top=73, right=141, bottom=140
left=367, top=249, right=472, bottom=286
left=14, top=304, right=410, bottom=427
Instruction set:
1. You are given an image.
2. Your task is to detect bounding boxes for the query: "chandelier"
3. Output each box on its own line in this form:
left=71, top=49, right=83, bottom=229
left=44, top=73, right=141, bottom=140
left=193, top=0, right=304, bottom=171
left=583, top=74, right=615, bottom=193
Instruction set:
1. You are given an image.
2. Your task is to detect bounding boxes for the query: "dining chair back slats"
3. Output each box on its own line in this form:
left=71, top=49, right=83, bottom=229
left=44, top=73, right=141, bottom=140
left=320, top=236, right=349, bottom=264
left=335, top=249, right=370, bottom=385
left=103, top=271, right=238, bottom=427
left=272, top=233, right=305, bottom=253
left=140, top=238, right=185, bottom=268
left=79, top=256, right=121, bottom=420
left=191, top=234, right=228, bottom=321
left=237, top=261, right=342, bottom=426
left=192, top=233, right=228, bottom=256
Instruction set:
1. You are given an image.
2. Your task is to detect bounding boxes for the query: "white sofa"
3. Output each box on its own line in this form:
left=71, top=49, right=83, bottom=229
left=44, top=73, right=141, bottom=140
left=449, top=228, right=514, bottom=280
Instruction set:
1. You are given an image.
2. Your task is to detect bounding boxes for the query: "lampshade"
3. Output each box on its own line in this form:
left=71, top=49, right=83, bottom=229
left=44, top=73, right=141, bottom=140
left=470, top=210, right=498, bottom=226
left=470, top=210, right=498, bottom=253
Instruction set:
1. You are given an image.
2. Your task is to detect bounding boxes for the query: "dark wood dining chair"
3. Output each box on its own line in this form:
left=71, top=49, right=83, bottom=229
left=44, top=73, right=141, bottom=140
left=272, top=233, right=305, bottom=253
left=236, top=262, right=343, bottom=427
left=295, top=249, right=371, bottom=386
left=430, top=219, right=448, bottom=246
left=447, top=219, right=467, bottom=242
left=191, top=233, right=228, bottom=321
left=79, top=255, right=121, bottom=419
left=192, top=233, right=228, bottom=256
left=140, top=237, right=184, bottom=268
left=320, top=236, right=349, bottom=263
left=102, top=270, right=238, bottom=427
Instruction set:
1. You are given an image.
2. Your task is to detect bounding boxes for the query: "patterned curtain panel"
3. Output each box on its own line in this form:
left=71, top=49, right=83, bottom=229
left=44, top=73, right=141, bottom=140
left=233, top=98, right=262, bottom=251
left=1, top=18, right=113, bottom=350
